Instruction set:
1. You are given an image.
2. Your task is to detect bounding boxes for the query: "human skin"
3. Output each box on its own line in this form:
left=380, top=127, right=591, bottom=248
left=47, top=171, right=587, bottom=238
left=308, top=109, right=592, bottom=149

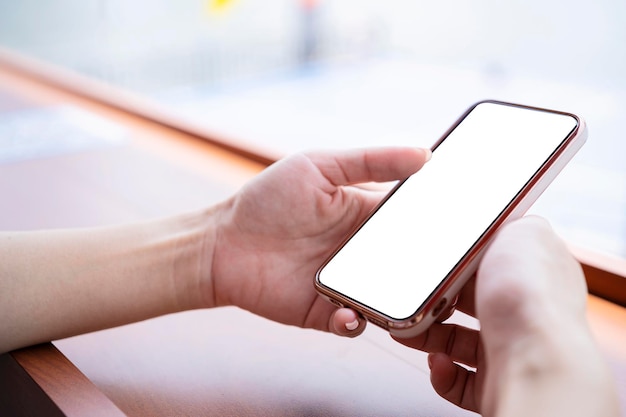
left=394, top=216, right=621, bottom=417
left=0, top=147, right=430, bottom=354
left=2, top=148, right=619, bottom=417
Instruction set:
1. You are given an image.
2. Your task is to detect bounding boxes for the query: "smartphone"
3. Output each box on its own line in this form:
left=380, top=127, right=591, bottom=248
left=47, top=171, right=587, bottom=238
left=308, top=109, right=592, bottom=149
left=315, top=100, right=587, bottom=338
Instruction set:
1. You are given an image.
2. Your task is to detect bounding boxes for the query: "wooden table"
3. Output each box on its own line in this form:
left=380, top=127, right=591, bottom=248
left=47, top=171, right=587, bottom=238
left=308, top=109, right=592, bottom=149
left=0, top=58, right=625, bottom=417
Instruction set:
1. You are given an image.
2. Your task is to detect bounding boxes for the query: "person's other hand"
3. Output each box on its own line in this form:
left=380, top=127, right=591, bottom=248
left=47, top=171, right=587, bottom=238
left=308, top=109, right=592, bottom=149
left=207, top=147, right=431, bottom=337
left=393, top=216, right=620, bottom=417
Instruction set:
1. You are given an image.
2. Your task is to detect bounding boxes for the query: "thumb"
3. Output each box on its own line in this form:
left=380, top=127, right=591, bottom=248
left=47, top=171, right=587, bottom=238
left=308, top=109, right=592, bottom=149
left=307, top=147, right=431, bottom=186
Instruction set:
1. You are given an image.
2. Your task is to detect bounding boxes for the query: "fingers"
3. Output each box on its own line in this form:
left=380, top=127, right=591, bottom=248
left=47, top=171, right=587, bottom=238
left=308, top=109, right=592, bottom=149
left=392, top=322, right=481, bottom=368
left=428, top=352, right=480, bottom=413
left=307, top=147, right=431, bottom=186
left=394, top=322, right=482, bottom=412
left=329, top=308, right=366, bottom=337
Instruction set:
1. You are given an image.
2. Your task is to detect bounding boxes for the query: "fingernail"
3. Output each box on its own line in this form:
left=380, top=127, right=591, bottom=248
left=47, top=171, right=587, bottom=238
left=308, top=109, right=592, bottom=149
left=423, top=148, right=432, bottom=162
left=345, top=319, right=359, bottom=331
left=427, top=353, right=434, bottom=369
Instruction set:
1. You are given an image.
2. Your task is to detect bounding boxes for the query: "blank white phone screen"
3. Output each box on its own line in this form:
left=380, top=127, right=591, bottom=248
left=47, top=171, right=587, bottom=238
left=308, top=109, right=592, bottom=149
left=317, top=102, right=578, bottom=320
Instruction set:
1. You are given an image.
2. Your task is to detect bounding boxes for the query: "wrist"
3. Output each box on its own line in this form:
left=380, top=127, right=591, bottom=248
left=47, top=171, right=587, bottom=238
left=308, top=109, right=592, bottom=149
left=168, top=206, right=222, bottom=311
left=484, top=316, right=619, bottom=417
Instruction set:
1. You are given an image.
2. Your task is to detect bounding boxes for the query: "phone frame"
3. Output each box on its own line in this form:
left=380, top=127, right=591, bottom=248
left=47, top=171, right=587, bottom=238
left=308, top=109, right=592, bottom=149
left=314, top=100, right=587, bottom=338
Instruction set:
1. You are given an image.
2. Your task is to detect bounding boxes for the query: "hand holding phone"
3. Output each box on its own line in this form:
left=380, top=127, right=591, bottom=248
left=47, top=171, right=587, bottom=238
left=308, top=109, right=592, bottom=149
left=315, top=100, right=587, bottom=338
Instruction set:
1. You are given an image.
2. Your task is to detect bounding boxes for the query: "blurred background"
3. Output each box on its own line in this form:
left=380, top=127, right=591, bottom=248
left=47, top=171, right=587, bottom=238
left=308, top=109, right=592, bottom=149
left=0, top=0, right=624, bottom=257
left=1, top=0, right=624, bottom=93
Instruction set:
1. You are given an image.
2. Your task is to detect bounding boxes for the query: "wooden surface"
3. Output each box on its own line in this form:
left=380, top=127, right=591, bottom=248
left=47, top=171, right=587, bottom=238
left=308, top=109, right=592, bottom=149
left=1, top=344, right=126, bottom=417
left=0, top=60, right=625, bottom=417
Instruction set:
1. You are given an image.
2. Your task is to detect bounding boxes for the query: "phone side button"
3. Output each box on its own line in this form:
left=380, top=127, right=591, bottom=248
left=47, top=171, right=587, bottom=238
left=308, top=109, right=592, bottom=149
left=327, top=298, right=344, bottom=308
left=432, top=297, right=448, bottom=317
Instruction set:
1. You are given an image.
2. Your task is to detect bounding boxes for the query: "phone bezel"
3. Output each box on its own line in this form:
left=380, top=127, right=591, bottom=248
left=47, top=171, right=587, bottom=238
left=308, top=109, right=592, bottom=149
left=314, top=100, right=587, bottom=338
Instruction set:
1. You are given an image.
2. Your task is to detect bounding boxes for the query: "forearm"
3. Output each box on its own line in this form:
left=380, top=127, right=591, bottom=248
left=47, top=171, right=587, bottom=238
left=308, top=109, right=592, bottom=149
left=0, top=209, right=216, bottom=353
